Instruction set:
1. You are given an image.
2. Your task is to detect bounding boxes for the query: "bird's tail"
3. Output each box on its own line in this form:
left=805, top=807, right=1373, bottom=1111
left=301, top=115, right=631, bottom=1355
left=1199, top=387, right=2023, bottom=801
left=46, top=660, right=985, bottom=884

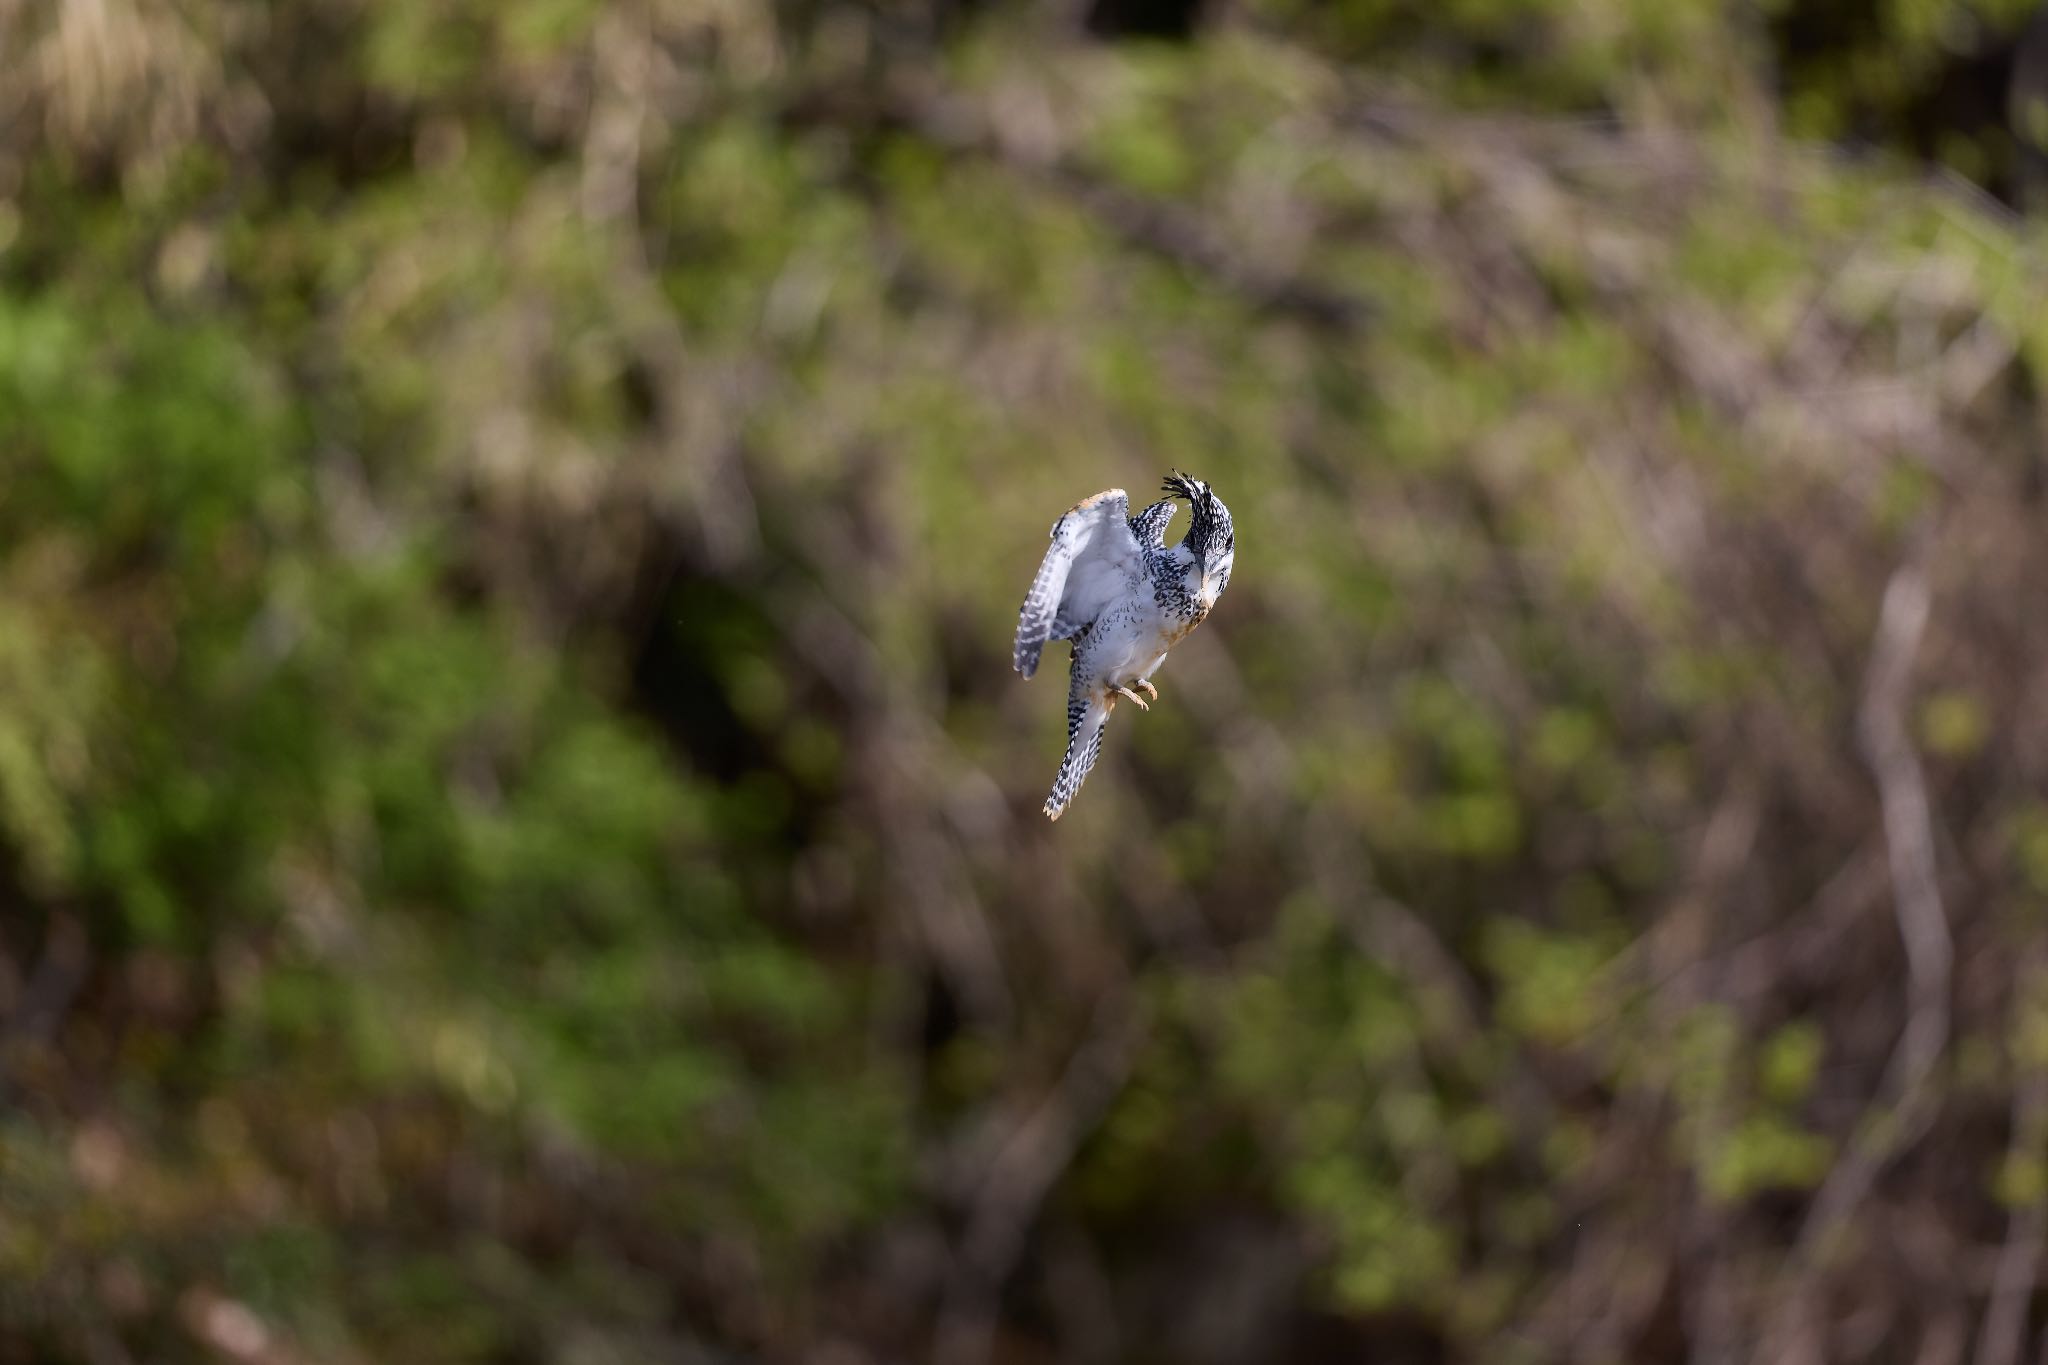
left=1043, top=687, right=1112, bottom=821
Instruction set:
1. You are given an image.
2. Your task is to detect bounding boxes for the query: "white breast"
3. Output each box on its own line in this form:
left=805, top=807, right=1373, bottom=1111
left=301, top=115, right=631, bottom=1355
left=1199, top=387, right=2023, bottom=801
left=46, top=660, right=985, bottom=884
left=1087, top=609, right=1171, bottom=683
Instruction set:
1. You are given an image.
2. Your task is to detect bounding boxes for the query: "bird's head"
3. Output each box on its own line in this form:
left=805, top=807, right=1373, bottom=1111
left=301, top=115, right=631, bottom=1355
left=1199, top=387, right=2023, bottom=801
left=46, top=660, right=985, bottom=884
left=1162, top=471, right=1234, bottom=603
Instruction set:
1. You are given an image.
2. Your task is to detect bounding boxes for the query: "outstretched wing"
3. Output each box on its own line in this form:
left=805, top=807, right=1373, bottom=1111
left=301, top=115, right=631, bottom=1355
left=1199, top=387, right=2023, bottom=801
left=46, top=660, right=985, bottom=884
left=1014, top=488, right=1140, bottom=678
left=1129, top=497, right=1177, bottom=549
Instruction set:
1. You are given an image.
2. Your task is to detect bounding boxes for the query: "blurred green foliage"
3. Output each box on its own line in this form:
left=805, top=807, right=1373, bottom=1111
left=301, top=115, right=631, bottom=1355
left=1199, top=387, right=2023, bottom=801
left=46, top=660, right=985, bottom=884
left=5, top=0, right=2048, bottom=1361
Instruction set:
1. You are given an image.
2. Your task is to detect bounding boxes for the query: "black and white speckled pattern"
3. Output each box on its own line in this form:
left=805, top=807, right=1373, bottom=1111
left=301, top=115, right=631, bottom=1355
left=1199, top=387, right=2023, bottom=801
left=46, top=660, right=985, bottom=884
left=1128, top=497, right=1178, bottom=550
left=1018, top=472, right=1236, bottom=820
left=1152, top=472, right=1233, bottom=622
left=1042, top=679, right=1111, bottom=820
left=1014, top=488, right=1134, bottom=679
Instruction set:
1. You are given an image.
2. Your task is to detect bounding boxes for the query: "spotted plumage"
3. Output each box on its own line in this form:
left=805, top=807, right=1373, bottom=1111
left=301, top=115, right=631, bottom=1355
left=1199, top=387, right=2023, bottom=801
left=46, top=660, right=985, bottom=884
left=1015, top=472, right=1236, bottom=820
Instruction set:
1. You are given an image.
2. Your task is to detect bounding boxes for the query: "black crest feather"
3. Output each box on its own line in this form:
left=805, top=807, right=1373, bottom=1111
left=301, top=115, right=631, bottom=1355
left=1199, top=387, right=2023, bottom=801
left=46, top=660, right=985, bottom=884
left=1161, top=470, right=1212, bottom=508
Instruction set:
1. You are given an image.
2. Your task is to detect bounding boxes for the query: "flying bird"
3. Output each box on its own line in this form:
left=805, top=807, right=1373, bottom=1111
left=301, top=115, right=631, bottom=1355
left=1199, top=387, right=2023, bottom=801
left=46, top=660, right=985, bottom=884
left=1015, top=472, right=1235, bottom=820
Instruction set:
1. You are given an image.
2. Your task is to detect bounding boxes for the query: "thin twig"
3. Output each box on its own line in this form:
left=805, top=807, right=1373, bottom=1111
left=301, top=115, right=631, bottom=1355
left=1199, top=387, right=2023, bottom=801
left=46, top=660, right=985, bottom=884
left=1764, top=548, right=1952, bottom=1363
left=1978, top=949, right=2048, bottom=1365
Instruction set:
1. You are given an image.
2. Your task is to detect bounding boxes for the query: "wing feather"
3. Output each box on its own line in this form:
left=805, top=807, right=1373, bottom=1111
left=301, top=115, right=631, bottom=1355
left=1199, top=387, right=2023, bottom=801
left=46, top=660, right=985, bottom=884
left=1014, top=488, right=1140, bottom=678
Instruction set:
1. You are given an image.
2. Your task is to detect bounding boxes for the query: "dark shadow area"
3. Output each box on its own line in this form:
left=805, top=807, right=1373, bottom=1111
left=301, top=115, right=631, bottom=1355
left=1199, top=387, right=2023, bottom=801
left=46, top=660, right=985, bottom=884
left=1087, top=0, right=1206, bottom=42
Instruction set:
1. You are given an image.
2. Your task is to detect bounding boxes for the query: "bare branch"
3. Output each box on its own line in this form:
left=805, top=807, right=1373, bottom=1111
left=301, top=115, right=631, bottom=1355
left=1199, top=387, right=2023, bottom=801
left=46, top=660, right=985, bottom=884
left=1764, top=548, right=1953, bottom=1362
left=1978, top=950, right=2048, bottom=1365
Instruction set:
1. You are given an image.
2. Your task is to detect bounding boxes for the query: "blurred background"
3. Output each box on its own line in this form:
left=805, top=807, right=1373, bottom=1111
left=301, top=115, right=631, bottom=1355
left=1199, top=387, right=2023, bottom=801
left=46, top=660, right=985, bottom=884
left=9, top=0, right=2048, bottom=1361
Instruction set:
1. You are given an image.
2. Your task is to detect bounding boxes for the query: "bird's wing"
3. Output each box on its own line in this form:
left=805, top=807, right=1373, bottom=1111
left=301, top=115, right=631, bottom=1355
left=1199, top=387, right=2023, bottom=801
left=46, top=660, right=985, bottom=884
left=1129, top=497, right=1177, bottom=549
left=1014, top=487, right=1140, bottom=678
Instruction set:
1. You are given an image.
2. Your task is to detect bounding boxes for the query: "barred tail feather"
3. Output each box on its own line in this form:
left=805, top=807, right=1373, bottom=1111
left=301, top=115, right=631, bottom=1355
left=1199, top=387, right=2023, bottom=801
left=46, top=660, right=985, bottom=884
left=1043, top=691, right=1111, bottom=821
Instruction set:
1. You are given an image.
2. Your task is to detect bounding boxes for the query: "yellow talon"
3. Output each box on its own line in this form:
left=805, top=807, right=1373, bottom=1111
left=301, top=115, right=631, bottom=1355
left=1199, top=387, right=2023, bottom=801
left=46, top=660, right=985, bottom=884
left=1133, top=679, right=1158, bottom=702
left=1111, top=685, right=1150, bottom=711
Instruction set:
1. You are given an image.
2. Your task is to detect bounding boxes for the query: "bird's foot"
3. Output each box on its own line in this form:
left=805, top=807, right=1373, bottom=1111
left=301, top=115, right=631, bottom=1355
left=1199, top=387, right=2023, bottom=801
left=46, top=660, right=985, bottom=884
left=1111, top=685, right=1150, bottom=712
left=1133, top=679, right=1158, bottom=703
